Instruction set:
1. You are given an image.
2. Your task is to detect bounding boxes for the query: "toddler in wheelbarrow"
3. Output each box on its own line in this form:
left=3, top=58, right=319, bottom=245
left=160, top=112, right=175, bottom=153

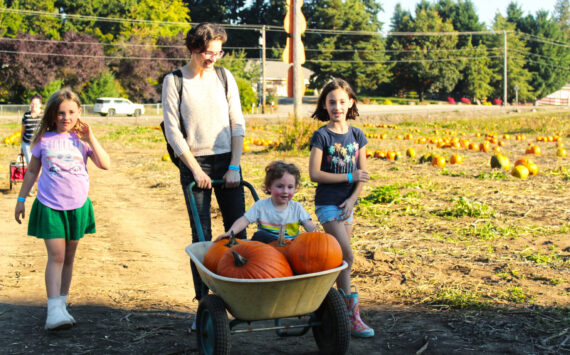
left=186, top=160, right=373, bottom=354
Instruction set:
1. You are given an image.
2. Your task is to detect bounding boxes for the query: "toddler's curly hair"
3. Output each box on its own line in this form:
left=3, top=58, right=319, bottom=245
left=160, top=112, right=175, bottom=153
left=264, top=161, right=301, bottom=194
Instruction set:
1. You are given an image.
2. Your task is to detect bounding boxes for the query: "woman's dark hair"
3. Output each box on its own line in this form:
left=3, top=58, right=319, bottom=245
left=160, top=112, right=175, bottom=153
left=311, top=78, right=359, bottom=121
left=185, top=22, right=227, bottom=53
left=264, top=161, right=301, bottom=194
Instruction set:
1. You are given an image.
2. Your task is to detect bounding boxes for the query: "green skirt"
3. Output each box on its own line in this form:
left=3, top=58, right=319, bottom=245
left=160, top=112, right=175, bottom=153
left=28, top=198, right=96, bottom=241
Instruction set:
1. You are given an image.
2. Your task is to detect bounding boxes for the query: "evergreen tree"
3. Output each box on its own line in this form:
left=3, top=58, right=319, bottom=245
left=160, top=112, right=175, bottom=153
left=515, top=11, right=570, bottom=98
left=460, top=40, right=496, bottom=102
left=554, top=0, right=569, bottom=34
left=303, top=0, right=390, bottom=94
left=434, top=0, right=485, bottom=45
left=486, top=14, right=533, bottom=102
left=389, top=8, right=461, bottom=101
left=80, top=70, right=123, bottom=104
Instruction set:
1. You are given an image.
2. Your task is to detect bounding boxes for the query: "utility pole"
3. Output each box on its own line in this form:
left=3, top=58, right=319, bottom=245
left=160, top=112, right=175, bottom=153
left=260, top=25, right=266, bottom=114
left=503, top=31, right=508, bottom=106
left=292, top=0, right=301, bottom=119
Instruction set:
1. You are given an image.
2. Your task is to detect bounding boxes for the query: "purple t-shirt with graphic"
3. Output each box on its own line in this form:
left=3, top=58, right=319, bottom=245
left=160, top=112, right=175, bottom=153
left=32, top=132, right=92, bottom=210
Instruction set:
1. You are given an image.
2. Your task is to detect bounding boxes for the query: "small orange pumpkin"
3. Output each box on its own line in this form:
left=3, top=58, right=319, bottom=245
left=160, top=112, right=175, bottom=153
left=287, top=232, right=343, bottom=275
left=216, top=242, right=293, bottom=279
left=269, top=228, right=293, bottom=259
left=203, top=233, right=243, bottom=272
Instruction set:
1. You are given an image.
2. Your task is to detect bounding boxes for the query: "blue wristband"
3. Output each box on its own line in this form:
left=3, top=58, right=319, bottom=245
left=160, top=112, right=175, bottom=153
left=228, top=165, right=240, bottom=171
left=17, top=196, right=26, bottom=202
left=347, top=173, right=353, bottom=183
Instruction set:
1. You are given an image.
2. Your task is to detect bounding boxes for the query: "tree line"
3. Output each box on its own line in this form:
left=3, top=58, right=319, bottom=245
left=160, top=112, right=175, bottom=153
left=0, top=0, right=568, bottom=105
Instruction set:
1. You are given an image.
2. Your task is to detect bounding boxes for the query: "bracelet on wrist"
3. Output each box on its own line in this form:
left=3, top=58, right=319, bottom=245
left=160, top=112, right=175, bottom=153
left=228, top=165, right=240, bottom=171
left=347, top=173, right=353, bottom=183
left=17, top=196, right=26, bottom=202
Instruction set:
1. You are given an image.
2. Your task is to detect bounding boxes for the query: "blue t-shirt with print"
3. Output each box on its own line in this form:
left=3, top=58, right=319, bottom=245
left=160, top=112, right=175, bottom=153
left=309, top=125, right=368, bottom=206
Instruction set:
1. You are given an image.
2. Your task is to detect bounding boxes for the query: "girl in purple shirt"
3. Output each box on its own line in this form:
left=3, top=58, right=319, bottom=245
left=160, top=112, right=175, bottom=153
left=14, top=88, right=110, bottom=331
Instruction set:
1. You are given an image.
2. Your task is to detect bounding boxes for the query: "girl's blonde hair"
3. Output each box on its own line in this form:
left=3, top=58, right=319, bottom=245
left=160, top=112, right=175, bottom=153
left=32, top=88, right=82, bottom=146
left=263, top=161, right=301, bottom=194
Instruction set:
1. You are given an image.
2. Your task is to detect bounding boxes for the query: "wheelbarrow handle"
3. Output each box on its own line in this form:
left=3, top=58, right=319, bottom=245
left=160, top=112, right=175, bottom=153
left=188, top=180, right=260, bottom=242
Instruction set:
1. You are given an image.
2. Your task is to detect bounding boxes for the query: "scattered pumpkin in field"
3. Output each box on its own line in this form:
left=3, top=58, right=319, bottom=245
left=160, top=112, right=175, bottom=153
left=406, top=148, right=416, bottom=158
left=526, top=145, right=541, bottom=155
left=479, top=142, right=491, bottom=152
left=490, top=154, right=510, bottom=171
left=387, top=151, right=397, bottom=161
left=557, top=148, right=567, bottom=158
left=511, top=165, right=529, bottom=180
left=527, top=163, right=539, bottom=176
left=287, top=232, right=343, bottom=275
left=493, top=146, right=502, bottom=153
left=217, top=241, right=293, bottom=279
left=515, top=158, right=533, bottom=168
left=419, top=153, right=433, bottom=164
left=161, top=154, right=171, bottom=162
left=449, top=154, right=463, bottom=164
left=431, top=155, right=446, bottom=167
left=203, top=233, right=243, bottom=272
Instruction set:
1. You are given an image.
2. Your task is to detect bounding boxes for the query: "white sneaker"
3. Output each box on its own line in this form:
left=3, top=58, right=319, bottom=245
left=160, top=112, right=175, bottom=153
left=45, top=299, right=73, bottom=330
left=60, top=295, right=76, bottom=324
left=61, top=304, right=76, bottom=324
left=191, top=316, right=197, bottom=331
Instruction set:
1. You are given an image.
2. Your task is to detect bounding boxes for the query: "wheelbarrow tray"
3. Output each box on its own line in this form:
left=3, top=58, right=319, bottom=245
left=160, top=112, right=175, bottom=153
left=186, top=241, right=347, bottom=321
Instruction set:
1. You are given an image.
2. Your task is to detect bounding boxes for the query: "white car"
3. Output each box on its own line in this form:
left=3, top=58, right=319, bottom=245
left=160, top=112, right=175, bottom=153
left=94, top=98, right=145, bottom=117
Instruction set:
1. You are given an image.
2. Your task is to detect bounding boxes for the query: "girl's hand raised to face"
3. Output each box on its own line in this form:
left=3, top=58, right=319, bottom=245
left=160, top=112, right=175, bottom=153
left=74, top=119, right=92, bottom=141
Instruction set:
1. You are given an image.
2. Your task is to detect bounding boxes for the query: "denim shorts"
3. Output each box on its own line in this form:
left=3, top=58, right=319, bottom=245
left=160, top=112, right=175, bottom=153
left=315, top=205, right=353, bottom=225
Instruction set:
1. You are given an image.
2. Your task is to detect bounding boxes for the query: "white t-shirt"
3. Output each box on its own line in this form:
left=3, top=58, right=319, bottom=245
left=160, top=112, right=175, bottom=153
left=244, top=198, right=312, bottom=240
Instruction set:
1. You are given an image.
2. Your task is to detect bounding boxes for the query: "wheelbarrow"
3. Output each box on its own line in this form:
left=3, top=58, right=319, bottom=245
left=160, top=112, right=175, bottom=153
left=185, top=180, right=350, bottom=355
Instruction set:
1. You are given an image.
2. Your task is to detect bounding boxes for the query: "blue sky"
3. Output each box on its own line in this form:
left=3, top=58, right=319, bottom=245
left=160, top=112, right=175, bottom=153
left=378, top=0, right=559, bottom=32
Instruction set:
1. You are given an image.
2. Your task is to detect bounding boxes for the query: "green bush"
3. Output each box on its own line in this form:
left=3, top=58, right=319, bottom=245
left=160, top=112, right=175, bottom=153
left=235, top=77, right=256, bottom=112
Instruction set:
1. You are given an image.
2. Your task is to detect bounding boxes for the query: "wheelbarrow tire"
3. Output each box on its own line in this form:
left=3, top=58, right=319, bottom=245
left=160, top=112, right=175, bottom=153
left=312, top=288, right=350, bottom=355
left=197, top=294, right=230, bottom=355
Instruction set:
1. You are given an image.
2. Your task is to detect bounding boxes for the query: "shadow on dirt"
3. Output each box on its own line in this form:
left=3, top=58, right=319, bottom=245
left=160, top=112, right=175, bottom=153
left=1, top=302, right=567, bottom=354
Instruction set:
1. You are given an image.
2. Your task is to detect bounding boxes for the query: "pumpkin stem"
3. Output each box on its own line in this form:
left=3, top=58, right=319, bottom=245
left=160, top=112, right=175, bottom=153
left=274, top=225, right=288, bottom=247
left=224, top=231, right=239, bottom=248
left=231, top=250, right=248, bottom=267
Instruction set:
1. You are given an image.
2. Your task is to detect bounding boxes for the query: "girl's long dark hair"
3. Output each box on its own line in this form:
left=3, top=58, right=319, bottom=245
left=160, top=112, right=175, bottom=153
left=311, top=78, right=359, bottom=121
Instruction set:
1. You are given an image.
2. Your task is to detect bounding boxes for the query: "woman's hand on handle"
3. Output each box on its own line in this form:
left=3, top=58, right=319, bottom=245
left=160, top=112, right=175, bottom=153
left=193, top=168, right=212, bottom=189
left=223, top=169, right=240, bottom=188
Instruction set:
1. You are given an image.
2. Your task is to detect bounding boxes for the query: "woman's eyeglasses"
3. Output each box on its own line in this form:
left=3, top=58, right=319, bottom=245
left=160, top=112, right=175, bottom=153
left=202, top=50, right=225, bottom=59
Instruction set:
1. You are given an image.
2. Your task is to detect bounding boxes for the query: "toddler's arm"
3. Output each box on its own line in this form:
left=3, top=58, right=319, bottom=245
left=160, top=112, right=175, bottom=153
left=302, top=219, right=316, bottom=233
left=214, top=216, right=250, bottom=241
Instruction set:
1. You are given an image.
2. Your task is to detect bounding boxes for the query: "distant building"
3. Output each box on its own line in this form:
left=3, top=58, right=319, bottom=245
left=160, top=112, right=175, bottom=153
left=537, top=84, right=570, bottom=106
left=248, top=60, right=315, bottom=98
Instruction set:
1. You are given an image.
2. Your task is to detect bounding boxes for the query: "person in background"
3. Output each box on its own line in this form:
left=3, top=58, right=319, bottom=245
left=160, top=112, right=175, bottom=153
left=21, top=94, right=43, bottom=194
left=308, top=78, right=374, bottom=338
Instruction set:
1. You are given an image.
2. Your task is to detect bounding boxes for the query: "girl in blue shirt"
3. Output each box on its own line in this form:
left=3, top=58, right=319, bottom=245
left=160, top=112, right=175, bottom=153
left=308, top=79, right=373, bottom=338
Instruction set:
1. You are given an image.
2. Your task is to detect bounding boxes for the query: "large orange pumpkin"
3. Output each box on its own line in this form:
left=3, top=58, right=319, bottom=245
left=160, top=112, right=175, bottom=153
left=203, top=234, right=243, bottom=272
left=287, top=232, right=343, bottom=275
left=216, top=241, right=293, bottom=279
